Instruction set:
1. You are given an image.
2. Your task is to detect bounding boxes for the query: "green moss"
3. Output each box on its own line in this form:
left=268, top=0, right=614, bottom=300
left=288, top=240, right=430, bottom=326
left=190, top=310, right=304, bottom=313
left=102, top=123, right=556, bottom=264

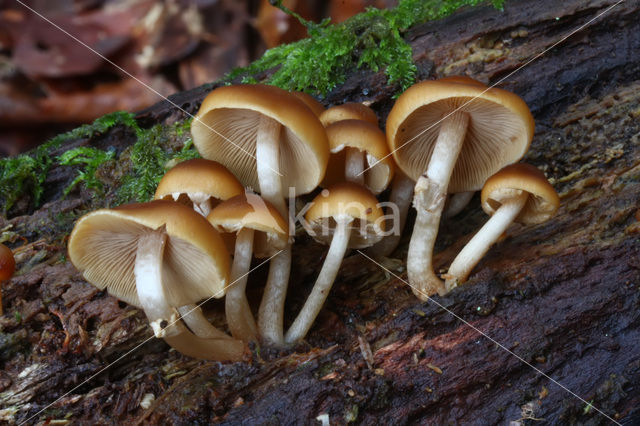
left=58, top=147, right=116, bottom=197
left=0, top=111, right=137, bottom=214
left=227, top=0, right=505, bottom=95
left=117, top=119, right=199, bottom=203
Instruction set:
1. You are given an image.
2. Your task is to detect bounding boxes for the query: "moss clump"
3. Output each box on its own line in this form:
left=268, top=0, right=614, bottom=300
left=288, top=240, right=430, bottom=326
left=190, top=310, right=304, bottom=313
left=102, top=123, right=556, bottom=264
left=0, top=112, right=199, bottom=214
left=228, top=0, right=505, bottom=95
left=58, top=147, right=116, bottom=197
left=117, top=119, right=198, bottom=203
left=0, top=111, right=137, bottom=214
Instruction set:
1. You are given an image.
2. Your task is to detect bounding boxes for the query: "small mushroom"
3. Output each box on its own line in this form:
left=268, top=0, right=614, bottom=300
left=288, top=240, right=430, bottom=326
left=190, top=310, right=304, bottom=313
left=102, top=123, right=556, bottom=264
left=68, top=200, right=244, bottom=361
left=319, top=102, right=378, bottom=127
left=155, top=158, right=244, bottom=217
left=155, top=158, right=245, bottom=336
left=445, top=164, right=559, bottom=290
left=323, top=119, right=394, bottom=193
left=207, top=192, right=289, bottom=342
left=285, top=183, right=385, bottom=344
left=386, top=76, right=534, bottom=299
left=192, top=84, right=329, bottom=346
left=0, top=243, right=16, bottom=316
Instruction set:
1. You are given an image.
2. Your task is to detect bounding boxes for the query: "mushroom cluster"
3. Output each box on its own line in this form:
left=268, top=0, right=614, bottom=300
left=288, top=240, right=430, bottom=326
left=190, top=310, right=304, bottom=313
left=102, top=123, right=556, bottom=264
left=67, top=79, right=559, bottom=359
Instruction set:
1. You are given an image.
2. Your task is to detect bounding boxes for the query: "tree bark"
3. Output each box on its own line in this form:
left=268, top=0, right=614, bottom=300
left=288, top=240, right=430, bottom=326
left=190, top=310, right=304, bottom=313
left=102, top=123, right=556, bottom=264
left=1, top=0, right=639, bottom=424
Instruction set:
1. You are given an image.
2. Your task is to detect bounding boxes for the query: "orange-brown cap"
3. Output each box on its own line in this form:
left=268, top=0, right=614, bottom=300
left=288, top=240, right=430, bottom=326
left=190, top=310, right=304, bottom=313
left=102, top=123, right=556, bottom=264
left=387, top=78, right=534, bottom=192
left=438, top=75, right=486, bottom=87
left=481, top=163, right=559, bottom=224
left=305, top=182, right=385, bottom=248
left=0, top=243, right=15, bottom=281
left=155, top=159, right=244, bottom=203
left=322, top=119, right=394, bottom=194
left=291, top=91, right=326, bottom=117
left=319, top=102, right=378, bottom=127
left=207, top=192, right=289, bottom=258
left=68, top=200, right=231, bottom=307
left=191, top=84, right=329, bottom=196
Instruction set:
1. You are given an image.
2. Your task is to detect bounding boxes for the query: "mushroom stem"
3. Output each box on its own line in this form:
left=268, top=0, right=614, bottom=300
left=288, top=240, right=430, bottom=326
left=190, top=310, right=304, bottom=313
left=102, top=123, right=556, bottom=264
left=135, top=228, right=181, bottom=338
left=407, top=111, right=469, bottom=299
left=135, top=228, right=245, bottom=360
left=258, top=246, right=292, bottom=346
left=285, top=217, right=352, bottom=344
left=226, top=228, right=258, bottom=342
left=366, top=172, right=414, bottom=258
left=163, top=334, right=245, bottom=361
left=256, top=114, right=286, bottom=217
left=345, top=148, right=365, bottom=185
left=178, top=305, right=233, bottom=340
left=444, top=191, right=474, bottom=218
left=193, top=200, right=213, bottom=217
left=445, top=191, right=528, bottom=291
left=255, top=114, right=293, bottom=347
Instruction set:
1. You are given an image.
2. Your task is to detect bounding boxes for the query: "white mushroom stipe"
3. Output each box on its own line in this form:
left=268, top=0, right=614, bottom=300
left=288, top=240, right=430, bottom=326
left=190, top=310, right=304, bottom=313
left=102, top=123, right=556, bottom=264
left=407, top=111, right=469, bottom=298
left=258, top=246, right=291, bottom=346
left=444, top=191, right=474, bottom=218
left=445, top=191, right=528, bottom=291
left=345, top=148, right=365, bottom=185
left=134, top=228, right=182, bottom=338
left=367, top=173, right=414, bottom=258
left=177, top=304, right=233, bottom=340
left=226, top=228, right=258, bottom=341
left=285, top=217, right=352, bottom=344
left=255, top=114, right=294, bottom=347
left=256, top=114, right=286, bottom=217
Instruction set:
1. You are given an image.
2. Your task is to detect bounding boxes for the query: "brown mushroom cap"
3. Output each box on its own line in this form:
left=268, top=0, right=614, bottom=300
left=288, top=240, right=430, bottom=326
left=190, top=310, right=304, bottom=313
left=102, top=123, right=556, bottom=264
left=481, top=163, right=560, bottom=224
left=319, top=102, right=378, bottom=127
left=291, top=91, right=326, bottom=117
left=387, top=79, right=534, bottom=193
left=68, top=200, right=231, bottom=307
left=322, top=119, right=394, bottom=194
left=438, top=75, right=487, bottom=87
left=155, top=159, right=244, bottom=202
left=191, top=84, right=329, bottom=195
left=0, top=243, right=15, bottom=281
left=207, top=193, right=289, bottom=258
left=305, top=182, right=385, bottom=248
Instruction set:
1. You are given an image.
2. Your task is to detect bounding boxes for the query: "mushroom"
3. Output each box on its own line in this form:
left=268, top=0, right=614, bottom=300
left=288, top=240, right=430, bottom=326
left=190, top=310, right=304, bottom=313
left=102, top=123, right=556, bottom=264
left=0, top=243, right=16, bottom=316
left=207, top=192, right=289, bottom=342
left=319, top=102, right=378, bottom=127
left=386, top=76, right=534, bottom=299
left=191, top=84, right=328, bottom=216
left=285, top=182, right=385, bottom=344
left=444, top=163, right=559, bottom=290
left=322, top=119, right=394, bottom=192
left=68, top=200, right=244, bottom=361
left=155, top=158, right=244, bottom=217
left=191, top=84, right=329, bottom=346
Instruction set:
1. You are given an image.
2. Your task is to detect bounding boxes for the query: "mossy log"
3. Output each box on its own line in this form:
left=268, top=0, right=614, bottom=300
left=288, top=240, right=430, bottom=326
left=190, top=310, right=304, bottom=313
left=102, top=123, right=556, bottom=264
left=1, top=0, right=639, bottom=424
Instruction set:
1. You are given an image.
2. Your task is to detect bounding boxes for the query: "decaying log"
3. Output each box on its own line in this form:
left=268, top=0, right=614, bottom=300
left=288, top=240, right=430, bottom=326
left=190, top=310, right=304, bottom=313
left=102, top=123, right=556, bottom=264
left=1, top=0, right=639, bottom=424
